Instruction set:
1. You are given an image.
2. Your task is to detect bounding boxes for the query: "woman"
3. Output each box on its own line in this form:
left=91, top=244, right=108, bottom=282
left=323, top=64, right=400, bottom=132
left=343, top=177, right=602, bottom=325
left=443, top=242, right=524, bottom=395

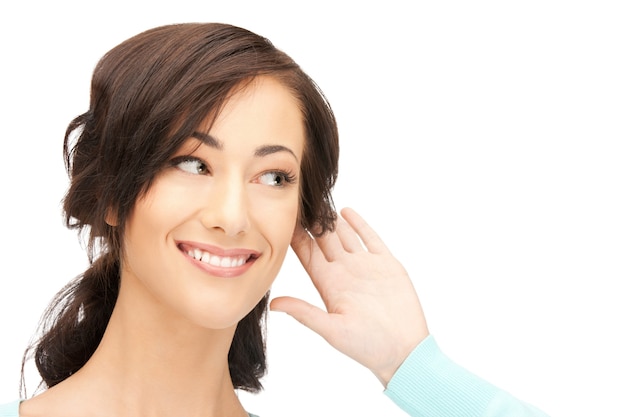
left=0, top=23, right=549, bottom=417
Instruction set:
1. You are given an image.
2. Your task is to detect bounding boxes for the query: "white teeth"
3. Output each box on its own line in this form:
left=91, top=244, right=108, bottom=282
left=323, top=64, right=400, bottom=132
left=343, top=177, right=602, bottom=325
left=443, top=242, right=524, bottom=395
left=186, top=248, right=248, bottom=268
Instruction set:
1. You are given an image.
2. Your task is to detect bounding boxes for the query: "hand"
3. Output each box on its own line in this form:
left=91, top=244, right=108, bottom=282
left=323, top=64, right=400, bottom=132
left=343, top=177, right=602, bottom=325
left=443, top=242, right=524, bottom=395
left=270, top=207, right=429, bottom=386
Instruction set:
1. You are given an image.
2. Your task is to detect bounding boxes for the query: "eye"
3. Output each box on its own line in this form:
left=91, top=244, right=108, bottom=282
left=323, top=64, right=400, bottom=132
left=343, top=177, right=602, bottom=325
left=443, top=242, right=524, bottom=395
left=257, top=171, right=296, bottom=187
left=170, top=156, right=209, bottom=175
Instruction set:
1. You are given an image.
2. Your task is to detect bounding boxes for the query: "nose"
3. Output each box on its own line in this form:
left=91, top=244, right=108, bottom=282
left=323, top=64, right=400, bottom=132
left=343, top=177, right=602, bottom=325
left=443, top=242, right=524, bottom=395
left=200, top=176, right=250, bottom=237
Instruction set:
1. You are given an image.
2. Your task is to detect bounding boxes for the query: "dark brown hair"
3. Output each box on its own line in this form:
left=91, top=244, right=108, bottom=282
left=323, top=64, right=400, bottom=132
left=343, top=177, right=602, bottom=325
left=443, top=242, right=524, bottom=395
left=22, top=22, right=339, bottom=394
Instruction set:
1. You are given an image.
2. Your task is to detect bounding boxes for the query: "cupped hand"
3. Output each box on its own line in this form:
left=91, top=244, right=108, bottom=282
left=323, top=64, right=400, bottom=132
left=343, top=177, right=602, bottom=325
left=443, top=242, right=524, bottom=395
left=270, top=207, right=429, bottom=386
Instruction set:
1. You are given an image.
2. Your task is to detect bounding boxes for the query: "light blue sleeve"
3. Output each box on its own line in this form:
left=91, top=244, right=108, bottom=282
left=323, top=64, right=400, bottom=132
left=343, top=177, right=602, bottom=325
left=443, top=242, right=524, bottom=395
left=0, top=400, right=20, bottom=417
left=384, top=336, right=550, bottom=417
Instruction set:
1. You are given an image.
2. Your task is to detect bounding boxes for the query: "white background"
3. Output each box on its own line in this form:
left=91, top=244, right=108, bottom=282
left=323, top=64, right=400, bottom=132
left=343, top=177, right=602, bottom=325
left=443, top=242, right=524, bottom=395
left=1, top=1, right=625, bottom=416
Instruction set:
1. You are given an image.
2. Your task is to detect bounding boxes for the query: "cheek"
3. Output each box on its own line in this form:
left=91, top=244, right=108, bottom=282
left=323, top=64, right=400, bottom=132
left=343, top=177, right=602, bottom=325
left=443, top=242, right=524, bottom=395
left=121, top=204, right=164, bottom=274
left=251, top=193, right=300, bottom=250
left=121, top=183, right=184, bottom=267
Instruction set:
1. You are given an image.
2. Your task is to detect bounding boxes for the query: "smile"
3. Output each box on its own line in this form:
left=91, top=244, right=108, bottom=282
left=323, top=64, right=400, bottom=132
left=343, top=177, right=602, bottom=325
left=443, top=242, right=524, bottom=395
left=186, top=248, right=249, bottom=268
left=176, top=242, right=260, bottom=274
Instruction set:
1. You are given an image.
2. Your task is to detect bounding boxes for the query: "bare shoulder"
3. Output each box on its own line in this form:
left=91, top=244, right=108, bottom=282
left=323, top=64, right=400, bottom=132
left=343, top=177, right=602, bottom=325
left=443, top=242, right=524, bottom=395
left=19, top=394, right=50, bottom=417
left=18, top=386, right=74, bottom=417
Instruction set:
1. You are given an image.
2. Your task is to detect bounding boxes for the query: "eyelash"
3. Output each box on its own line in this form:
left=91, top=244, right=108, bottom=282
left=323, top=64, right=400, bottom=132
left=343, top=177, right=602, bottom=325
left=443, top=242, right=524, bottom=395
left=169, top=155, right=297, bottom=187
left=170, top=155, right=209, bottom=175
left=259, top=170, right=297, bottom=187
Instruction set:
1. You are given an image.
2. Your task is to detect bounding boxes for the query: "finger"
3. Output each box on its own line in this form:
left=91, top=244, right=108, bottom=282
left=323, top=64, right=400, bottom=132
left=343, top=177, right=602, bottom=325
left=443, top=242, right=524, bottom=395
left=269, top=296, right=335, bottom=340
left=340, top=207, right=389, bottom=254
left=290, top=226, right=332, bottom=289
left=314, top=225, right=351, bottom=262
left=335, top=214, right=366, bottom=253
left=291, top=225, right=331, bottom=270
left=290, top=225, right=315, bottom=267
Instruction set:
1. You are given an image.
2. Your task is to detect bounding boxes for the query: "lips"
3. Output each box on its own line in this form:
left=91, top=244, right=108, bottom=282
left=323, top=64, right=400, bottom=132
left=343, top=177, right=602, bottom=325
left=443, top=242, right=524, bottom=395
left=177, top=242, right=259, bottom=276
left=187, top=247, right=249, bottom=267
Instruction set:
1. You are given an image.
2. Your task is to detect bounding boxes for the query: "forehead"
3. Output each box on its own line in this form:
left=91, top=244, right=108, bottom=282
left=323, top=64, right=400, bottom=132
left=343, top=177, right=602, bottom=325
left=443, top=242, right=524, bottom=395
left=203, top=76, right=306, bottom=156
left=218, top=76, right=302, bottom=121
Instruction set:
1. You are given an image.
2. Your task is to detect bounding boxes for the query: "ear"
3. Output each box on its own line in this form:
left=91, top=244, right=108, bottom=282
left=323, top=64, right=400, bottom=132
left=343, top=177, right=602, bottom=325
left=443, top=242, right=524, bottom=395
left=105, top=207, right=118, bottom=227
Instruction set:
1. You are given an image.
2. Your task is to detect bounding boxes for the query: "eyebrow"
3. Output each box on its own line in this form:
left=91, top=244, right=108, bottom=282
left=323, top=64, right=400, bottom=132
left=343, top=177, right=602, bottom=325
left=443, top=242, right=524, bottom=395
left=254, top=144, right=299, bottom=162
left=191, top=131, right=299, bottom=162
left=192, top=131, right=223, bottom=150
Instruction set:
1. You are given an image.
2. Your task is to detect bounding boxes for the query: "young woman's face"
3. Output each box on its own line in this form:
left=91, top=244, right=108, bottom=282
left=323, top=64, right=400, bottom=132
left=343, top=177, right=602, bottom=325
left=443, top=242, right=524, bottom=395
left=119, top=76, right=305, bottom=330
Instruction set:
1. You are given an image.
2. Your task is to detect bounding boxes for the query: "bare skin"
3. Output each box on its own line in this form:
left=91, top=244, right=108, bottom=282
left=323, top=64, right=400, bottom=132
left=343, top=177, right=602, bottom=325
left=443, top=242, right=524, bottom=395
left=271, top=207, right=430, bottom=386
left=19, top=296, right=248, bottom=417
left=20, top=76, right=304, bottom=417
left=20, top=207, right=428, bottom=416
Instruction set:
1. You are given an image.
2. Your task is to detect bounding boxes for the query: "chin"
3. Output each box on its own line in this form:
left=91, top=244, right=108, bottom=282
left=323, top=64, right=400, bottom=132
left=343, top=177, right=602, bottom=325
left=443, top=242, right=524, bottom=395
left=188, top=304, right=262, bottom=331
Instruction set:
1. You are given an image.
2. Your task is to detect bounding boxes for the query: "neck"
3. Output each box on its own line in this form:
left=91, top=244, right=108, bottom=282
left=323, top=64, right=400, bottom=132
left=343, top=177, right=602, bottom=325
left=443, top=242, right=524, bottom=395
left=40, top=275, right=249, bottom=417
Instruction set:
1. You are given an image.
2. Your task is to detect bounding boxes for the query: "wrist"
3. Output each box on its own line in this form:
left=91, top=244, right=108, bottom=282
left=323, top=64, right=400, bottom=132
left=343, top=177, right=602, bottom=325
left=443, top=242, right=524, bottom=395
left=374, top=332, right=429, bottom=387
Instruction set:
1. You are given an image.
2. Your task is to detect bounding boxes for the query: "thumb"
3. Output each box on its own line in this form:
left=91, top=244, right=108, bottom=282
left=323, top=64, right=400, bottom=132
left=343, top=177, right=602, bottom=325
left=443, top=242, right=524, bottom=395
left=270, top=296, right=332, bottom=338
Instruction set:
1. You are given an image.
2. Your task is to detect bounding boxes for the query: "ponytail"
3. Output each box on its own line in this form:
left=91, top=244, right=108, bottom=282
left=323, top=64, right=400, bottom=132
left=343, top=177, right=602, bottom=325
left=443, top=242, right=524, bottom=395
left=21, top=253, right=119, bottom=394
